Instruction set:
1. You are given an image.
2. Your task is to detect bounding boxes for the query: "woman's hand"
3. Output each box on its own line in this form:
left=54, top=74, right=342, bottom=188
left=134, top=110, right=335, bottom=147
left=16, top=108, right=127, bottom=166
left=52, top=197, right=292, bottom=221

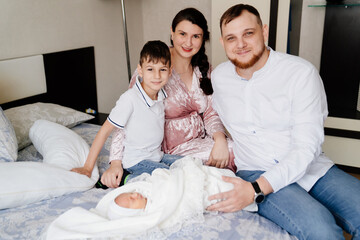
left=100, top=160, right=124, bottom=188
left=206, top=132, right=229, bottom=168
left=71, top=167, right=92, bottom=178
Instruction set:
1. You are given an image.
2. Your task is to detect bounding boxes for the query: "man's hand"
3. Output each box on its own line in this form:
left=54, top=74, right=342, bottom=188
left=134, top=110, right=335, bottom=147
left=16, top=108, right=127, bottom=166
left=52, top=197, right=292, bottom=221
left=207, top=175, right=254, bottom=212
left=71, top=167, right=92, bottom=178
left=100, top=160, right=124, bottom=188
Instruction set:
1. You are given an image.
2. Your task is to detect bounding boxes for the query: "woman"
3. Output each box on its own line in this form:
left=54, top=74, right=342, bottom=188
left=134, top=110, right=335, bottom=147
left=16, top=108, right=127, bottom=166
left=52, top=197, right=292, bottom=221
left=102, top=8, right=235, bottom=188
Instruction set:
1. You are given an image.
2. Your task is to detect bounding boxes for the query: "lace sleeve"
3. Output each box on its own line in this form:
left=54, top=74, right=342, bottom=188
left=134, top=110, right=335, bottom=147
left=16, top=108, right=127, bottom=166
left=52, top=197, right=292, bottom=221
left=202, top=95, right=226, bottom=137
left=109, top=128, right=125, bottom=163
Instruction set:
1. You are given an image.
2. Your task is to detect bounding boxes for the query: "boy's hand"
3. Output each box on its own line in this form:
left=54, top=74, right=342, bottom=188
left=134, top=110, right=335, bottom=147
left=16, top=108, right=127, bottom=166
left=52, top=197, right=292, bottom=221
left=71, top=167, right=92, bottom=178
left=101, top=160, right=123, bottom=188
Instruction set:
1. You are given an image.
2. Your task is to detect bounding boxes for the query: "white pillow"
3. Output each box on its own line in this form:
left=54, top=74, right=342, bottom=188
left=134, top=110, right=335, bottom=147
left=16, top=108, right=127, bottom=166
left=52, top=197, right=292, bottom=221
left=0, top=107, right=18, bottom=162
left=29, top=119, right=97, bottom=174
left=0, top=162, right=96, bottom=209
left=0, top=119, right=99, bottom=210
left=4, top=102, right=94, bottom=150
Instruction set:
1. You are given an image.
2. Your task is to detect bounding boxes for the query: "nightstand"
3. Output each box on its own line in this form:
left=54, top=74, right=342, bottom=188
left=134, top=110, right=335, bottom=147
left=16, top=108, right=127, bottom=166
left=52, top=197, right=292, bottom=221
left=87, top=112, right=109, bottom=125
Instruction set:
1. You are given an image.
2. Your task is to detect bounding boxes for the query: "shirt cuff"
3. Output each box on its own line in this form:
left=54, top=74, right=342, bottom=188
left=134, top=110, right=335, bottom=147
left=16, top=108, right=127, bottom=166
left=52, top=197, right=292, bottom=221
left=261, top=171, right=284, bottom=193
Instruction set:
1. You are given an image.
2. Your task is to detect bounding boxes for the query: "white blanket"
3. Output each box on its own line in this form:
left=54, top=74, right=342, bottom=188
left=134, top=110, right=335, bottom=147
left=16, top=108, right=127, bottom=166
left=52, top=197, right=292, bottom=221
left=45, top=156, right=257, bottom=240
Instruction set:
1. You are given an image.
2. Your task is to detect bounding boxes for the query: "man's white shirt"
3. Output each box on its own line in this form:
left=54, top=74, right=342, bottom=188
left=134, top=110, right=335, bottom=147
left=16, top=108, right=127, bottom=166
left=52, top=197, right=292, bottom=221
left=212, top=48, right=333, bottom=192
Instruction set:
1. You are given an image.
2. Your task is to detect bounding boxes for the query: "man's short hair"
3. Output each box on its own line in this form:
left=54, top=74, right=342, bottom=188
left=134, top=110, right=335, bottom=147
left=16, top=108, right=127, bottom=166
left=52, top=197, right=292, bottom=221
left=139, top=40, right=171, bottom=67
left=220, top=4, right=263, bottom=34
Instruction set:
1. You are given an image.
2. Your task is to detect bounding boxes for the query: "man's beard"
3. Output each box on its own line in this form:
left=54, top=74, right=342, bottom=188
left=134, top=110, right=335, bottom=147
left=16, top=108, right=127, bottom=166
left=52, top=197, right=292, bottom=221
left=229, top=45, right=265, bottom=69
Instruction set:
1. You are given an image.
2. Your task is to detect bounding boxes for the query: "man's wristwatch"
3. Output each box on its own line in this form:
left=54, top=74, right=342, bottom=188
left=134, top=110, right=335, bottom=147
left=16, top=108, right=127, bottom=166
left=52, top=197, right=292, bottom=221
left=251, top=181, right=265, bottom=204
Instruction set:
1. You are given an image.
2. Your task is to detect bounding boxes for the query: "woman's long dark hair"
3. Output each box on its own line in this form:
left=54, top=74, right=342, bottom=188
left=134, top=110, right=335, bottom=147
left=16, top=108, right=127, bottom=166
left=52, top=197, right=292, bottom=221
left=171, top=8, right=213, bottom=95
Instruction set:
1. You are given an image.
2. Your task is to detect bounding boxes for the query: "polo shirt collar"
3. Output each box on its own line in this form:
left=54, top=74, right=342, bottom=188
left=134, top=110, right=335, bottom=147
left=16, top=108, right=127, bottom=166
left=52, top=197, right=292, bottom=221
left=134, top=76, right=167, bottom=107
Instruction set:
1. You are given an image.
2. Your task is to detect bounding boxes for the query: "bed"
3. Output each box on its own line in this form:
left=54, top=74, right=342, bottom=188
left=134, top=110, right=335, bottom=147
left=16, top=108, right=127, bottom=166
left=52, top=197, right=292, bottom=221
left=0, top=47, right=296, bottom=240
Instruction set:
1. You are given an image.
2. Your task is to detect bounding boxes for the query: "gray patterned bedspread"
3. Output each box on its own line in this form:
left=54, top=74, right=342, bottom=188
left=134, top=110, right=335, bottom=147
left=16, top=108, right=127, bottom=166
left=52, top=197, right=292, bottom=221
left=0, top=123, right=296, bottom=240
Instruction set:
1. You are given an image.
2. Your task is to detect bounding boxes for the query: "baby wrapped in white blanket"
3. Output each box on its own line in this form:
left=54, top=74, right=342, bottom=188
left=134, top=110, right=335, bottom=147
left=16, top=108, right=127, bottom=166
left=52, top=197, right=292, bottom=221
left=45, top=156, right=257, bottom=240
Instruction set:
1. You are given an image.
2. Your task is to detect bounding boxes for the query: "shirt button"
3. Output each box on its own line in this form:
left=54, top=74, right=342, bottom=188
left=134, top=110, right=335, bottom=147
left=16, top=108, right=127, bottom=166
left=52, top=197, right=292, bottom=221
left=252, top=130, right=256, bottom=134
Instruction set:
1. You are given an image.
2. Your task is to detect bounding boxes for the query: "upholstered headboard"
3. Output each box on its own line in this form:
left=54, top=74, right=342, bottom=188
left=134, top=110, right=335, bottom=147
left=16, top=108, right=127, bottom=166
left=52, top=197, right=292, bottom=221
left=0, top=47, right=98, bottom=113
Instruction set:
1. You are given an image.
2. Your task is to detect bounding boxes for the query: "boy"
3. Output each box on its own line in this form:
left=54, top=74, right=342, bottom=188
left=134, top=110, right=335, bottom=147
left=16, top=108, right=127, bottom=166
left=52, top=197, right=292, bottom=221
left=72, top=40, right=182, bottom=187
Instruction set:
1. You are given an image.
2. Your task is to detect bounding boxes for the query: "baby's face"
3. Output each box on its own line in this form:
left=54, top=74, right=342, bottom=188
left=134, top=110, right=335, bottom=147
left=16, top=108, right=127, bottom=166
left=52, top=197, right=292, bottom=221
left=115, top=192, right=147, bottom=209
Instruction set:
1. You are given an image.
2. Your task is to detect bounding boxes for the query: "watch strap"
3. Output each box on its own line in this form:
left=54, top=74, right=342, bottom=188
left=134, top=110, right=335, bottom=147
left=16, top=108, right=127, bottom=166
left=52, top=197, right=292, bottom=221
left=251, top=181, right=262, bottom=194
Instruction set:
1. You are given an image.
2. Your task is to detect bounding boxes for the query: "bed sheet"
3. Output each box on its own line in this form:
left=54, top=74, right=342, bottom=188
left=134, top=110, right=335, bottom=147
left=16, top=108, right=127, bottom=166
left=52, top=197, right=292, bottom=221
left=0, top=123, right=296, bottom=240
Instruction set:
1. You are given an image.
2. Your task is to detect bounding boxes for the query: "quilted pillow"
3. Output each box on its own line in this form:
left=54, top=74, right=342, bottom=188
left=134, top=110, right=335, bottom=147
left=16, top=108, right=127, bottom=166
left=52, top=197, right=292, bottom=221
left=0, top=106, right=18, bottom=162
left=4, top=102, right=94, bottom=150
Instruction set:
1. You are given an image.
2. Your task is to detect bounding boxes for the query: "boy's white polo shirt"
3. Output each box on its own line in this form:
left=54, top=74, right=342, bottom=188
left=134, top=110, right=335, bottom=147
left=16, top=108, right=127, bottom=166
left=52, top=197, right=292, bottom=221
left=107, top=76, right=167, bottom=169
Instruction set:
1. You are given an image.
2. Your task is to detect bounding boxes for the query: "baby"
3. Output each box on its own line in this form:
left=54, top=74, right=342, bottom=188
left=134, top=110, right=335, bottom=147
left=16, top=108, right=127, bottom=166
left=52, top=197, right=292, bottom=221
left=108, top=192, right=148, bottom=219
left=107, top=156, right=257, bottom=220
left=46, top=156, right=257, bottom=239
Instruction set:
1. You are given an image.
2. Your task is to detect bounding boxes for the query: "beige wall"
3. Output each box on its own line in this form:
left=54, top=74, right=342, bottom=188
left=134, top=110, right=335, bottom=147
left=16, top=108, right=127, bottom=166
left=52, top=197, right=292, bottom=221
left=0, top=0, right=128, bottom=113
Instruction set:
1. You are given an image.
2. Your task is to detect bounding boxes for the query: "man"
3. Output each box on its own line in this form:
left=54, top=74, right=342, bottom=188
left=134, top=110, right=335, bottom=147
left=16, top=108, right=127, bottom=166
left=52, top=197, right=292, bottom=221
left=208, top=4, right=360, bottom=240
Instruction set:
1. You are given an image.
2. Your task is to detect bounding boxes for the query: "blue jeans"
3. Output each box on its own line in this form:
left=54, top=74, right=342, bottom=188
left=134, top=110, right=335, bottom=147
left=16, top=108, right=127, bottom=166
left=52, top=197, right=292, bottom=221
left=125, top=154, right=182, bottom=181
left=237, top=165, right=360, bottom=240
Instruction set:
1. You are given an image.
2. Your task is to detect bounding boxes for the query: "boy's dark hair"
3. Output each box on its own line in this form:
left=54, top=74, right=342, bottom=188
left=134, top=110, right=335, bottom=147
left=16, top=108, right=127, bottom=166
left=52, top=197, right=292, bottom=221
left=139, top=40, right=171, bottom=67
left=220, top=4, right=262, bottom=34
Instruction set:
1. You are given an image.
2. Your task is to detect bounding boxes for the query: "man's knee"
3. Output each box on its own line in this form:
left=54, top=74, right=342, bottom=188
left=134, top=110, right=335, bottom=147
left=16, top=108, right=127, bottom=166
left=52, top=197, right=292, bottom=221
left=259, top=187, right=344, bottom=240
left=287, top=205, right=344, bottom=240
left=295, top=221, right=344, bottom=240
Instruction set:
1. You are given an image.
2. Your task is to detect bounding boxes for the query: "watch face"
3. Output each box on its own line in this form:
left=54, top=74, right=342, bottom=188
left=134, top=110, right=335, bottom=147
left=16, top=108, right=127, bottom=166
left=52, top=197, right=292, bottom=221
left=255, top=194, right=265, bottom=204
